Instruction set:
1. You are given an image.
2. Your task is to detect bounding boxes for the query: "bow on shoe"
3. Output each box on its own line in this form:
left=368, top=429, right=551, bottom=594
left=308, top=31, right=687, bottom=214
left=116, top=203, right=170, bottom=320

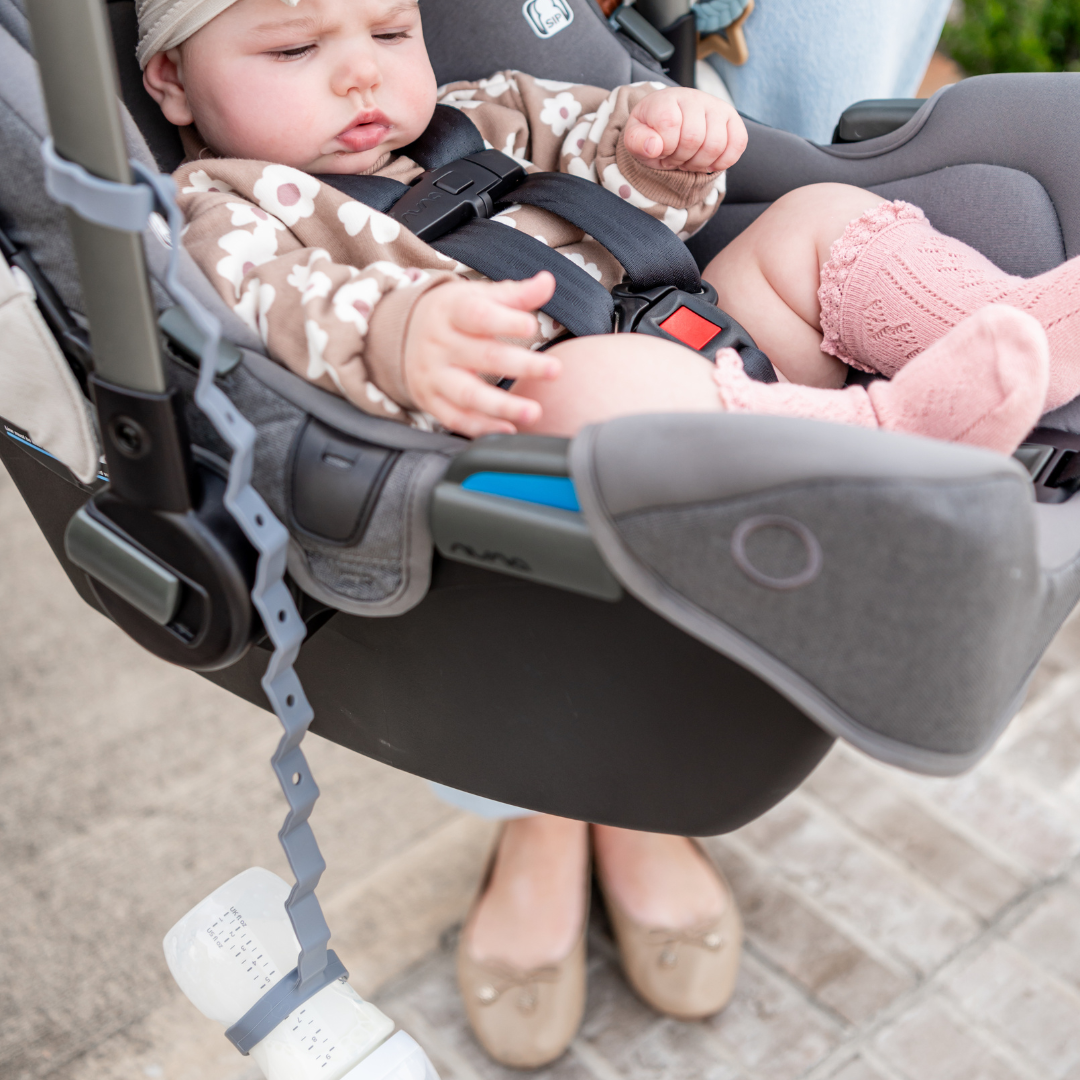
left=474, top=962, right=563, bottom=1014
left=646, top=925, right=728, bottom=969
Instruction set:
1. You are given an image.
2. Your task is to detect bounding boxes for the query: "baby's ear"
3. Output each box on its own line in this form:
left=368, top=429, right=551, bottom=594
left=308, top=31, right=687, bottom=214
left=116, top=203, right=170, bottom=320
left=143, top=50, right=194, bottom=126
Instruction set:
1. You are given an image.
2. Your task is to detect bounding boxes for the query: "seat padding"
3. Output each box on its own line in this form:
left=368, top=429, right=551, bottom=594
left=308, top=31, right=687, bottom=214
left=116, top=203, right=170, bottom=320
left=692, top=163, right=1066, bottom=279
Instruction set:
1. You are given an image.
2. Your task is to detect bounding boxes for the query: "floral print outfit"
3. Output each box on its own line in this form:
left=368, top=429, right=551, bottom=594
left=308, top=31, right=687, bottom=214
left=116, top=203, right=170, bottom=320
left=176, top=71, right=728, bottom=427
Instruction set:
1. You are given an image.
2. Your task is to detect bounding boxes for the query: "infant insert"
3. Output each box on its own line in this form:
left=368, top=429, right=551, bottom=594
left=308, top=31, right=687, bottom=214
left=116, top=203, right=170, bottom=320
left=3, top=0, right=1080, bottom=842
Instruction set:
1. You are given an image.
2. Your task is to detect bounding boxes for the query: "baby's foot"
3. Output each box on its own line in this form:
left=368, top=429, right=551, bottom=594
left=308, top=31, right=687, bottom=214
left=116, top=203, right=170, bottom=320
left=867, top=305, right=1049, bottom=452
left=714, top=305, right=1049, bottom=454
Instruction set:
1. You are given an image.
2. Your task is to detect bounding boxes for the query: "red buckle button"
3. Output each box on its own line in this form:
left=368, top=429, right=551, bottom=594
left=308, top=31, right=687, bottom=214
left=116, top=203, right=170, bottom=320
left=658, top=306, right=721, bottom=351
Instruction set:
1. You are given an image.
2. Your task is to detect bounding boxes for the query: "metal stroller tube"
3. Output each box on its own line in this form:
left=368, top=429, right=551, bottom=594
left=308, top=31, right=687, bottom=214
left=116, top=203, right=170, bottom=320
left=25, top=0, right=164, bottom=394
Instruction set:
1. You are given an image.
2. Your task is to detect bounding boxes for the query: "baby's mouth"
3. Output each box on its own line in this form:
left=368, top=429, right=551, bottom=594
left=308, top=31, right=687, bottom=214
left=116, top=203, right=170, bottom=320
left=336, top=111, right=392, bottom=153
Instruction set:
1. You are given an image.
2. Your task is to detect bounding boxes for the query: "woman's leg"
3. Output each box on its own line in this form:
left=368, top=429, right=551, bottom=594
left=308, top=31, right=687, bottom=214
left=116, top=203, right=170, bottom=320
left=465, top=814, right=588, bottom=969
left=702, top=183, right=888, bottom=387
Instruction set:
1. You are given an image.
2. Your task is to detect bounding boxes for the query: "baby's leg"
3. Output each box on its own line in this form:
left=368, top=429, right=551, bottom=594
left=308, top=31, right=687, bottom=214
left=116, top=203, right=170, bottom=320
left=808, top=199, right=1080, bottom=410
left=701, top=183, right=887, bottom=387
left=513, top=306, right=1048, bottom=454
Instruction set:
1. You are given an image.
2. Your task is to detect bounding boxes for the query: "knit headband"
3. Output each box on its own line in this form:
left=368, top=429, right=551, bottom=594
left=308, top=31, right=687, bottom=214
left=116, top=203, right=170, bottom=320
left=135, top=0, right=299, bottom=68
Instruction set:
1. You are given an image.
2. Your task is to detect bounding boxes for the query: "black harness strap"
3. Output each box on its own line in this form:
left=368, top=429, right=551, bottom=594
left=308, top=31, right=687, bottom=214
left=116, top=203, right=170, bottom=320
left=315, top=105, right=774, bottom=376
left=506, top=173, right=702, bottom=293
left=432, top=218, right=614, bottom=337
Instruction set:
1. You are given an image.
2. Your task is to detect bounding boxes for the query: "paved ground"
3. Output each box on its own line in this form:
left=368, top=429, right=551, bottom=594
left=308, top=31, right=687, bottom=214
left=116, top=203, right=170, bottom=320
left=3, top=458, right=1080, bottom=1080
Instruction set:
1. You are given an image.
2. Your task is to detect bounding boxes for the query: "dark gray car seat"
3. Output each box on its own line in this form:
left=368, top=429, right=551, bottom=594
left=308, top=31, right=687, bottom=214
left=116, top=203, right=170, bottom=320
left=3, top=0, right=1080, bottom=835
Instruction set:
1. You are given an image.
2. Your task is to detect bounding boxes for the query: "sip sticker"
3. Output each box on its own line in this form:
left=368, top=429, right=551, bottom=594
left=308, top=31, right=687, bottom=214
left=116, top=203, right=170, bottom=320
left=523, top=0, right=574, bottom=39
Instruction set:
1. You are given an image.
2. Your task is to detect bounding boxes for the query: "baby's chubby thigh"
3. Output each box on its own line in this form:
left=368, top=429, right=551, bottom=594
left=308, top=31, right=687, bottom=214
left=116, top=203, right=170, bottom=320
left=512, top=333, right=720, bottom=437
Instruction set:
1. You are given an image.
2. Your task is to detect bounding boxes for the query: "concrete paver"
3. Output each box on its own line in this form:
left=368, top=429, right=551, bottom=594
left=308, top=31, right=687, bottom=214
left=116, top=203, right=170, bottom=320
left=3, top=457, right=1080, bottom=1080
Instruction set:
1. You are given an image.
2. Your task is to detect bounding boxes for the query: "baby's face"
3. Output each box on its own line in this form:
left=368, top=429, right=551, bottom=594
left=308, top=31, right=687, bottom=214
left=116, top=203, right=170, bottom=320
left=153, top=0, right=438, bottom=172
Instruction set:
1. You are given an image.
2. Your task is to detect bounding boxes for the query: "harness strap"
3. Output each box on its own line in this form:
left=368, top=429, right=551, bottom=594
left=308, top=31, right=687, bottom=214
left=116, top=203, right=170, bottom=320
left=316, top=169, right=616, bottom=336
left=432, top=218, right=614, bottom=337
left=506, top=173, right=702, bottom=293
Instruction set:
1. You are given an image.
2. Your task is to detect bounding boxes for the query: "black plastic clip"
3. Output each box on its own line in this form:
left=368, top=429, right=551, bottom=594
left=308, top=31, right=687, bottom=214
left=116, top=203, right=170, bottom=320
left=612, top=280, right=777, bottom=382
left=389, top=150, right=526, bottom=242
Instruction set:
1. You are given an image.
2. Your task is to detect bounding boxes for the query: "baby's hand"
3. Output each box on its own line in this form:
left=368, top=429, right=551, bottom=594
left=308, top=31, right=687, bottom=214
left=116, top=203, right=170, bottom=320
left=403, top=272, right=561, bottom=437
left=624, top=87, right=747, bottom=172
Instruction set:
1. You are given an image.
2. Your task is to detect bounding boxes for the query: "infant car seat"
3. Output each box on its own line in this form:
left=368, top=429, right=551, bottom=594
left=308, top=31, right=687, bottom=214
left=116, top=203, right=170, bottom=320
left=4, top=0, right=1080, bottom=848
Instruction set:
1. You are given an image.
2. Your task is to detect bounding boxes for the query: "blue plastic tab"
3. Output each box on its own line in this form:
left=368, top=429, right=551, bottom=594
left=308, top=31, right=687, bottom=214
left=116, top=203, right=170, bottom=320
left=460, top=472, right=580, bottom=512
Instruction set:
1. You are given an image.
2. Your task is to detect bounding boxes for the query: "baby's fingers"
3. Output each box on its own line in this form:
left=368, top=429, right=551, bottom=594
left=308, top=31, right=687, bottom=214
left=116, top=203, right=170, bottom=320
left=429, top=394, right=518, bottom=438
left=435, top=366, right=543, bottom=428
left=451, top=290, right=539, bottom=340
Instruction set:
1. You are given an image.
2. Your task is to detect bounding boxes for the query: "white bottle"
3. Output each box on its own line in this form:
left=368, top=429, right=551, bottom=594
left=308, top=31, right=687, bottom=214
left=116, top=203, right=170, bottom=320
left=163, top=867, right=439, bottom=1080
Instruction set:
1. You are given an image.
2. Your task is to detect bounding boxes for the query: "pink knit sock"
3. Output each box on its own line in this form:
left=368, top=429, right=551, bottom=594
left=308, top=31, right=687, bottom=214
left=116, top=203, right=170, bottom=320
left=818, top=201, right=1080, bottom=410
left=714, top=305, right=1049, bottom=453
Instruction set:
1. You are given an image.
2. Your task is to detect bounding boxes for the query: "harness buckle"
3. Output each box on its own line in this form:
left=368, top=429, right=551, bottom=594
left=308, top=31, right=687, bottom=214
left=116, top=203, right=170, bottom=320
left=389, top=149, right=526, bottom=243
left=612, top=280, right=777, bottom=382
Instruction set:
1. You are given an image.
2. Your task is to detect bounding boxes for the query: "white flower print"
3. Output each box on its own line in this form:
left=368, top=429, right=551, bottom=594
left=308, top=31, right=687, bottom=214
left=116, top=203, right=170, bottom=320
left=540, top=92, right=582, bottom=137
left=216, top=223, right=282, bottom=299
left=287, top=250, right=333, bottom=304
left=304, top=319, right=343, bottom=392
left=477, top=72, right=518, bottom=97
left=225, top=201, right=287, bottom=232
left=337, top=201, right=402, bottom=243
left=252, top=164, right=320, bottom=227
left=561, top=250, right=602, bottom=281
left=663, top=206, right=689, bottom=234
left=537, top=311, right=559, bottom=339
left=601, top=163, right=656, bottom=210
left=500, top=131, right=533, bottom=169
left=439, top=87, right=477, bottom=103
left=491, top=205, right=521, bottom=228
left=566, top=156, right=597, bottom=182
left=533, top=77, right=574, bottom=91
left=234, top=279, right=275, bottom=344
left=587, top=95, right=616, bottom=145
left=181, top=170, right=234, bottom=195
left=562, top=120, right=591, bottom=159
left=331, top=277, right=383, bottom=334
left=364, top=381, right=401, bottom=415
left=704, top=174, right=727, bottom=206
left=368, top=261, right=430, bottom=288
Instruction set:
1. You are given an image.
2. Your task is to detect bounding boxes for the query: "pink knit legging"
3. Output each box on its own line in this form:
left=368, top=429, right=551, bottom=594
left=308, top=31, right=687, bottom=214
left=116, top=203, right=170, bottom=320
left=818, top=201, right=1080, bottom=411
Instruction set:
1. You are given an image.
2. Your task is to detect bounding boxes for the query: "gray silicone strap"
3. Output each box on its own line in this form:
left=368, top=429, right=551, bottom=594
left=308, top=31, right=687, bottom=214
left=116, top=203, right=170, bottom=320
left=129, top=163, right=345, bottom=1049
left=41, top=137, right=155, bottom=232
left=225, top=951, right=348, bottom=1054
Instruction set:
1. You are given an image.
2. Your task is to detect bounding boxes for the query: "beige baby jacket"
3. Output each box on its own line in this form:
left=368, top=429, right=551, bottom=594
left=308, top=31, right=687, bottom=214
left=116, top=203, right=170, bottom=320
left=175, top=71, right=727, bottom=427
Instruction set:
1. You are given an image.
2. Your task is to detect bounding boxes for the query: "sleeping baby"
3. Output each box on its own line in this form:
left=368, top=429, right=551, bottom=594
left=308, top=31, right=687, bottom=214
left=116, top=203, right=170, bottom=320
left=138, top=0, right=1080, bottom=452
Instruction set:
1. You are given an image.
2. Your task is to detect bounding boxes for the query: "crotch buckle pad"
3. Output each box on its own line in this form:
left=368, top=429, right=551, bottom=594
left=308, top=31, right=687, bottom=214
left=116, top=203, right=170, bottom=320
left=612, top=280, right=777, bottom=383
left=389, top=150, right=527, bottom=243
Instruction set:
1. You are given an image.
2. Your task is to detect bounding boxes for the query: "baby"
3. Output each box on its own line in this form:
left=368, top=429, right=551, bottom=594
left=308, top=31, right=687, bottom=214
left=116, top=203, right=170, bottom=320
left=139, top=0, right=1080, bottom=452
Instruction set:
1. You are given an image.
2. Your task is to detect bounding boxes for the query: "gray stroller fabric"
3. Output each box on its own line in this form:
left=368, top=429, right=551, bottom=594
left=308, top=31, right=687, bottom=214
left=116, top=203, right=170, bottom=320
left=571, top=413, right=1080, bottom=775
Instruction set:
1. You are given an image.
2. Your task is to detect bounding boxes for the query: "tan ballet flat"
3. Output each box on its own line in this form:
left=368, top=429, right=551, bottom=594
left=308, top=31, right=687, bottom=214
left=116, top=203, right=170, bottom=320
left=600, top=841, right=742, bottom=1021
left=457, top=837, right=589, bottom=1069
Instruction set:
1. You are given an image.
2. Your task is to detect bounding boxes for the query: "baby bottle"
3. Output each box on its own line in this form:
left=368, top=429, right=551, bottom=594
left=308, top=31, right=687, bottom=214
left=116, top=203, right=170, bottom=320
left=164, top=867, right=439, bottom=1080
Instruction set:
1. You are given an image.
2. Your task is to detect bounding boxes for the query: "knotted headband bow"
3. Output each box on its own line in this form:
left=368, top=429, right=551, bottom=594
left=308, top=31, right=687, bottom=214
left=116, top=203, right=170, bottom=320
left=135, top=0, right=299, bottom=68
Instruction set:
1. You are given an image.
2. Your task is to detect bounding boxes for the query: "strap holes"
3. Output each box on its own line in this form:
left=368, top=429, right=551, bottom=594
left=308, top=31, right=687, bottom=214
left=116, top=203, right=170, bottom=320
left=255, top=514, right=264, bottom=527
left=292, top=772, right=302, bottom=785
left=225, top=411, right=235, bottom=423
left=286, top=694, right=296, bottom=707
left=278, top=610, right=287, bottom=622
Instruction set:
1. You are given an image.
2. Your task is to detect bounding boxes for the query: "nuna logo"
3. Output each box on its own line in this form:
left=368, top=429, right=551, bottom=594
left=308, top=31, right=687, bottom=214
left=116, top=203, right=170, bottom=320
left=522, top=0, right=574, bottom=39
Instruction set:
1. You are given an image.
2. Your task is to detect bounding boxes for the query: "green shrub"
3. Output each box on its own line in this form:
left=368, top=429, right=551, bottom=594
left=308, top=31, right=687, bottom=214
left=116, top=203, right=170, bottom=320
left=942, top=0, right=1080, bottom=74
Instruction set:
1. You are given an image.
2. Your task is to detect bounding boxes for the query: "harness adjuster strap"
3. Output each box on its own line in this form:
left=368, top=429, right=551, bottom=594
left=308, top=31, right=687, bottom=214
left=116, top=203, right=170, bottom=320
left=224, top=949, right=349, bottom=1054
left=41, top=138, right=157, bottom=232
left=389, top=149, right=526, bottom=243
